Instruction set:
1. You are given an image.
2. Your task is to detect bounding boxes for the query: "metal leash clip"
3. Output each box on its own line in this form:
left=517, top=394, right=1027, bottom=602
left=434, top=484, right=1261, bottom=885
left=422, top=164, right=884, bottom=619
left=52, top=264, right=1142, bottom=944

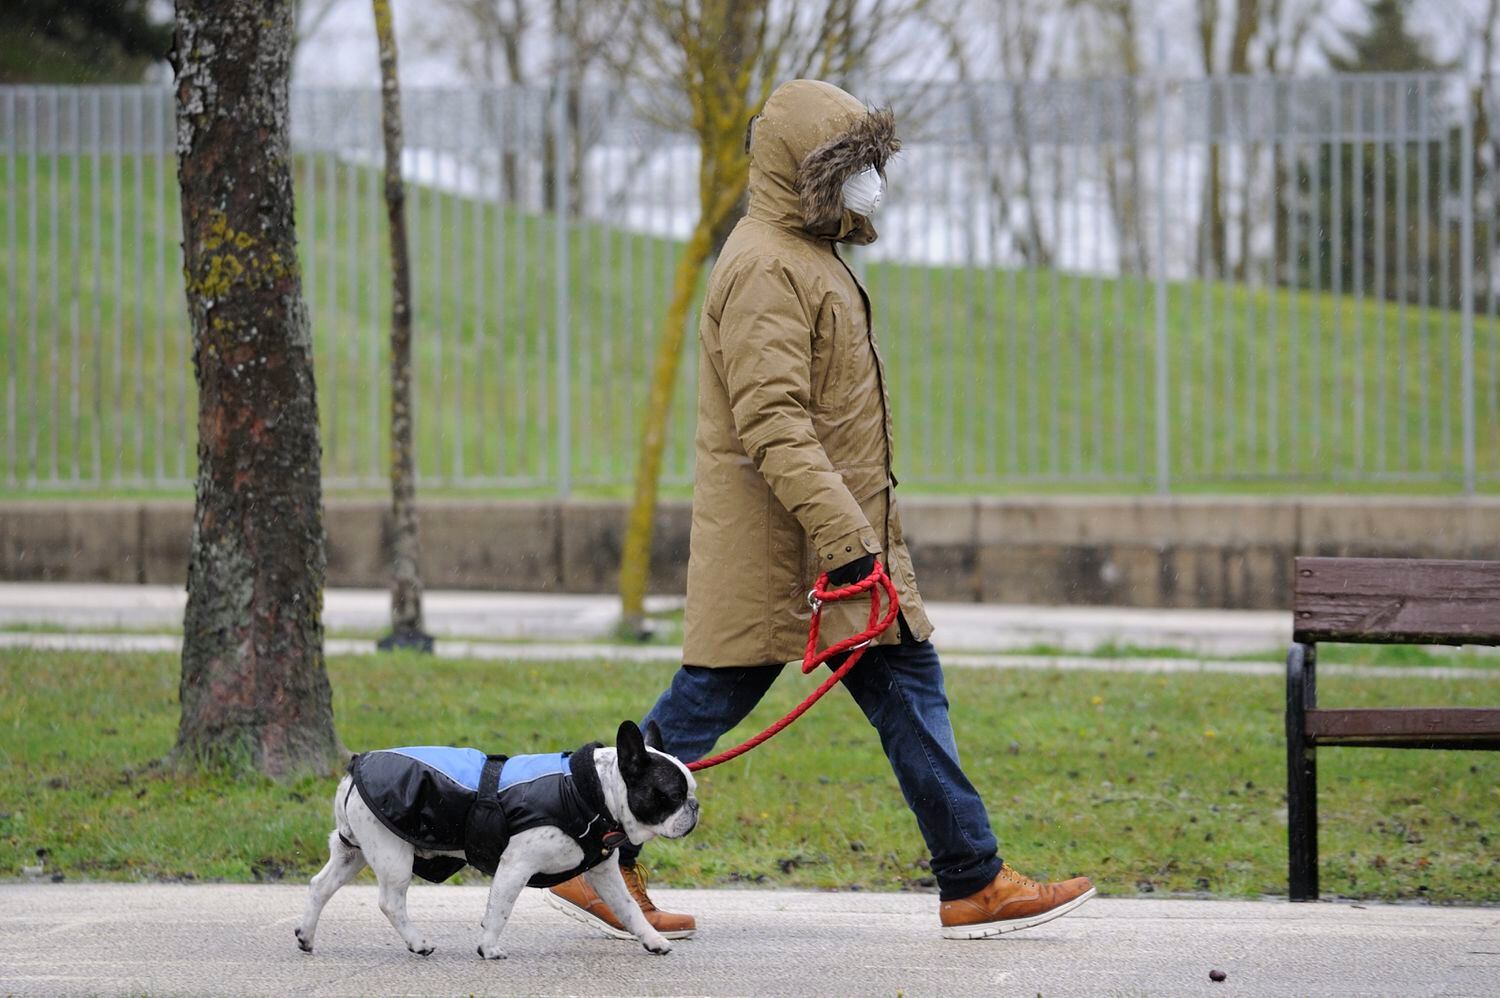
left=806, top=588, right=823, bottom=613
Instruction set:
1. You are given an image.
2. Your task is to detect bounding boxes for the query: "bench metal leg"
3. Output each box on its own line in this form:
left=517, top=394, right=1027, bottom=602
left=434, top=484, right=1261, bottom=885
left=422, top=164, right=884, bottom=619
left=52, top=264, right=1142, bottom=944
left=1287, top=641, right=1319, bottom=901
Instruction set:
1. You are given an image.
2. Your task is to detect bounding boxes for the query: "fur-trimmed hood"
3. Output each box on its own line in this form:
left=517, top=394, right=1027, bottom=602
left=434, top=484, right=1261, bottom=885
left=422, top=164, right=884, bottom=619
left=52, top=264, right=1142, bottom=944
left=746, top=79, right=901, bottom=245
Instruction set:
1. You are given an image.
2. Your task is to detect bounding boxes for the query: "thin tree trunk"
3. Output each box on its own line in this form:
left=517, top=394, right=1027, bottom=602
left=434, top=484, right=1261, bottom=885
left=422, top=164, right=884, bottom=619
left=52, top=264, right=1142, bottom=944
left=616, top=0, right=766, bottom=636
left=617, top=178, right=742, bottom=635
left=372, top=0, right=430, bottom=652
left=617, top=224, right=712, bottom=637
left=172, top=0, right=341, bottom=777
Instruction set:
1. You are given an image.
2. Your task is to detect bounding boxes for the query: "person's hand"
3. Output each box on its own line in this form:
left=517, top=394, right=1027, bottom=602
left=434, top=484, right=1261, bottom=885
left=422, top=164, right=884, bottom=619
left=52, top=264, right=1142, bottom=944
left=826, top=552, right=875, bottom=588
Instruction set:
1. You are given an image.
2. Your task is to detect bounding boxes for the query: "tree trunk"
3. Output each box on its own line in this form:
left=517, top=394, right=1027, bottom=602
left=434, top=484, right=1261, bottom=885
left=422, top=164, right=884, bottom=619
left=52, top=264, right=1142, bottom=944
left=172, top=0, right=341, bottom=777
left=372, top=0, right=431, bottom=652
left=616, top=0, right=767, bottom=636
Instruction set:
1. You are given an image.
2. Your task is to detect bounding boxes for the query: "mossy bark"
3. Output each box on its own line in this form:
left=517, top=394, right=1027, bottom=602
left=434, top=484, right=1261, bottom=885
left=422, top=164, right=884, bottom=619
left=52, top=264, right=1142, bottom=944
left=172, top=0, right=342, bottom=777
left=617, top=0, right=771, bottom=634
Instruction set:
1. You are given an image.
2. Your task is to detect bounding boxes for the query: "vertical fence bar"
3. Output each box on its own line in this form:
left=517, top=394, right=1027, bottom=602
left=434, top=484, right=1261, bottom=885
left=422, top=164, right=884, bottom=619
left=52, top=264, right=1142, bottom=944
left=1488, top=78, right=1499, bottom=457
left=345, top=127, right=360, bottom=484
left=1419, top=77, right=1433, bottom=471
left=553, top=77, right=571, bottom=497
left=1069, top=122, right=1083, bottom=476
left=1240, top=81, right=1256, bottom=472
left=110, top=89, right=123, bottom=485
left=1112, top=89, right=1125, bottom=477
left=614, top=136, right=632, bottom=485
left=1331, top=79, right=1343, bottom=475
left=950, top=136, right=963, bottom=480
left=25, top=89, right=36, bottom=485
left=1436, top=77, right=1451, bottom=471
left=91, top=89, right=104, bottom=484
left=447, top=123, right=463, bottom=483
left=152, top=89, right=168, bottom=484
left=326, top=126, right=341, bottom=480
left=48, top=89, right=61, bottom=482
left=1309, top=81, right=1323, bottom=470
left=494, top=90, right=508, bottom=479
left=1153, top=65, right=1170, bottom=494
left=1267, top=82, right=1280, bottom=473
left=69, top=92, right=82, bottom=483
left=368, top=106, right=382, bottom=487
left=1375, top=81, right=1388, bottom=472
left=1312, top=81, right=1328, bottom=470
left=1460, top=81, right=1476, bottom=495
left=1203, top=83, right=1216, bottom=475
left=512, top=96, right=528, bottom=482
left=1396, top=78, right=1409, bottom=473
left=130, top=89, right=145, bottom=482
left=1353, top=80, right=1365, bottom=474
left=3, top=90, right=15, bottom=488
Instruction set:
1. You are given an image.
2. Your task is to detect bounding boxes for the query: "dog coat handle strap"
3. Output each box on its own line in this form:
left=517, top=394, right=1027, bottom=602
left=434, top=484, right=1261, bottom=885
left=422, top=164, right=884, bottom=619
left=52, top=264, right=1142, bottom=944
left=686, top=561, right=899, bottom=772
left=478, top=754, right=507, bottom=800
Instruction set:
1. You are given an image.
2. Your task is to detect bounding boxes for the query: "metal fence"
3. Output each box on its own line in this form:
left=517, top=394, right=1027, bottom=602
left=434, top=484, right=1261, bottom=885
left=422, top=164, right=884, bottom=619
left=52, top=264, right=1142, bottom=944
left=1, top=76, right=1496, bottom=494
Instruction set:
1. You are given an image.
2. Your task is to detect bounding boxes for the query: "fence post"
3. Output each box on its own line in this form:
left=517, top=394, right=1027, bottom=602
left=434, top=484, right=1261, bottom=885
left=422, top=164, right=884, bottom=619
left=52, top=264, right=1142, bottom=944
left=553, top=74, right=572, bottom=498
left=1153, top=32, right=1171, bottom=495
left=1460, top=76, right=1476, bottom=497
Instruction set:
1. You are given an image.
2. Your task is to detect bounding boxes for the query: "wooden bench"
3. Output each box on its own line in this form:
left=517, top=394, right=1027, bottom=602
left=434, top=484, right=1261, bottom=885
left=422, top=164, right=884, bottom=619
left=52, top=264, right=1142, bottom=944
left=1286, top=557, right=1500, bottom=901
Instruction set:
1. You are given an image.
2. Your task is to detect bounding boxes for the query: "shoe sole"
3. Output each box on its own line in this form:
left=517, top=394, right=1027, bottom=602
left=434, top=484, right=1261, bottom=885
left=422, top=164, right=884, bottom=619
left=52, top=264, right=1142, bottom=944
left=543, top=890, right=697, bottom=941
left=940, top=886, right=1096, bottom=940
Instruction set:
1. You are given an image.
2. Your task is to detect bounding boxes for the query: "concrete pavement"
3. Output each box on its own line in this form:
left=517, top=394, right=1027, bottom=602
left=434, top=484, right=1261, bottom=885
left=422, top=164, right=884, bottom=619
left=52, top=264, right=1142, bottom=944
left=1, top=884, right=1496, bottom=996
left=0, top=581, right=1298, bottom=653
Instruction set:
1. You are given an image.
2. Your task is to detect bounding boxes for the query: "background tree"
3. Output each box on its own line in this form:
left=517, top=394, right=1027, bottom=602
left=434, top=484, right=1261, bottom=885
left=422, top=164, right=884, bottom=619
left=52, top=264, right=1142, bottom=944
left=615, top=0, right=928, bottom=637
left=0, top=0, right=170, bottom=82
left=1311, top=0, right=1453, bottom=304
left=172, top=0, right=342, bottom=776
left=615, top=0, right=776, bottom=638
left=372, top=0, right=433, bottom=652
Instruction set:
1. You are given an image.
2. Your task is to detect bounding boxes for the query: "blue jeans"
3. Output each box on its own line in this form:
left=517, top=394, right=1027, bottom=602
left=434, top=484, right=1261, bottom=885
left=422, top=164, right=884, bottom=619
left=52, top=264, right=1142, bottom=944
left=621, top=639, right=1002, bottom=901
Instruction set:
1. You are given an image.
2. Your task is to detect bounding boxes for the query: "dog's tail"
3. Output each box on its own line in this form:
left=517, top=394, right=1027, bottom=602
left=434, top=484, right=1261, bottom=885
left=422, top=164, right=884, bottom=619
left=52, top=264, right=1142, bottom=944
left=332, top=774, right=360, bottom=851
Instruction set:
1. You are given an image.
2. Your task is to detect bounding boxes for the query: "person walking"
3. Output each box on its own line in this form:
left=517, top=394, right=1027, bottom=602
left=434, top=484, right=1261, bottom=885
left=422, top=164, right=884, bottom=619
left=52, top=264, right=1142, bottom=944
left=548, top=79, right=1094, bottom=941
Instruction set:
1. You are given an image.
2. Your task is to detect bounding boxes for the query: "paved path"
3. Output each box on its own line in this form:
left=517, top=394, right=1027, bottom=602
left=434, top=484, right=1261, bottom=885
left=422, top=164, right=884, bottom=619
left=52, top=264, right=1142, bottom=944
left=0, top=581, right=1294, bottom=654
left=1, top=885, right=1495, bottom=996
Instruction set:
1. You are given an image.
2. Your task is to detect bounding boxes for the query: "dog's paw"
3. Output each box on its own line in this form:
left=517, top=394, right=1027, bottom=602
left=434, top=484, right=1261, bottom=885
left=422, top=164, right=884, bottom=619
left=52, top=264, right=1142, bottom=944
left=294, top=927, right=313, bottom=954
left=476, top=942, right=508, bottom=961
left=408, top=940, right=435, bottom=957
left=641, top=935, right=673, bottom=956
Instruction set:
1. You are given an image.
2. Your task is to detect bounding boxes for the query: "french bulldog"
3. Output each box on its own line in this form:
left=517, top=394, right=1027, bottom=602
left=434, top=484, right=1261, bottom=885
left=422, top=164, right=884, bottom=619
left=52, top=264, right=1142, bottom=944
left=294, top=720, right=699, bottom=960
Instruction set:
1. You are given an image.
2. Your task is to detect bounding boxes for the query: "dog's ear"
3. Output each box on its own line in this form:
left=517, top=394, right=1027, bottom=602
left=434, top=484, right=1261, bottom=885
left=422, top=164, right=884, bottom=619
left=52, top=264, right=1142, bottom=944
left=643, top=719, right=665, bottom=752
left=616, top=719, right=648, bottom=778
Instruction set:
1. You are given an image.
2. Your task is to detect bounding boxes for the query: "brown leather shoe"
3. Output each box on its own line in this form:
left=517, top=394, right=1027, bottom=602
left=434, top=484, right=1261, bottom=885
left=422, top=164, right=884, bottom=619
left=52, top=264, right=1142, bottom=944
left=939, top=863, right=1095, bottom=939
left=546, top=865, right=697, bottom=940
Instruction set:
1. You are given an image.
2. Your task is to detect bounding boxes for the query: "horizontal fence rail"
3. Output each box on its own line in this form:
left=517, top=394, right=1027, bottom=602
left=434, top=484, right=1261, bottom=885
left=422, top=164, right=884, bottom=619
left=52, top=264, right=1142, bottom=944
left=0, top=77, right=1496, bottom=495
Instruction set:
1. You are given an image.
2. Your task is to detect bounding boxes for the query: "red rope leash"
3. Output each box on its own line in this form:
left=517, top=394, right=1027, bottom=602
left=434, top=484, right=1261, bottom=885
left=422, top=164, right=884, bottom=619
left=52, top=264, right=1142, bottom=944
left=686, top=561, right=899, bottom=772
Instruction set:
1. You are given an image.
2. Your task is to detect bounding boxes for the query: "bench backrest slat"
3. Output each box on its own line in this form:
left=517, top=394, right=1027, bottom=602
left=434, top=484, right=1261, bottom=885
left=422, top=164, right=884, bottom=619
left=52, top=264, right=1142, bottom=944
left=1293, top=557, right=1500, bottom=645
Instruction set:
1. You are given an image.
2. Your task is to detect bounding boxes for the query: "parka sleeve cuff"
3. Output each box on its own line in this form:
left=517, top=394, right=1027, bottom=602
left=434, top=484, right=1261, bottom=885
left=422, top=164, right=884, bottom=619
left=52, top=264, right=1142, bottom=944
left=816, top=526, right=883, bottom=571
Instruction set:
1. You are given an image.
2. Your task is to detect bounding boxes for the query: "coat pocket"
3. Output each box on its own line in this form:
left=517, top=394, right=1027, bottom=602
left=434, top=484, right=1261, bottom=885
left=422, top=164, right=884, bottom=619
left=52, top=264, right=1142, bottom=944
left=839, top=463, right=890, bottom=503
left=812, top=300, right=852, bottom=411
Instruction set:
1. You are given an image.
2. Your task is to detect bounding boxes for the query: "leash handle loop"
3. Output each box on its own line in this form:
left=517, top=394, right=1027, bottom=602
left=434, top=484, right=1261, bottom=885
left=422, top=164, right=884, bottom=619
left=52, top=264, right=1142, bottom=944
left=685, top=561, right=899, bottom=773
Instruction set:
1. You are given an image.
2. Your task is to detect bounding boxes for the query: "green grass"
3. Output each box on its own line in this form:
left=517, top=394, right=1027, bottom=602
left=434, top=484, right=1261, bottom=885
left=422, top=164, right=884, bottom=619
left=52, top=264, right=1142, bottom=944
left=2, top=647, right=1497, bottom=901
left=2, top=153, right=1498, bottom=495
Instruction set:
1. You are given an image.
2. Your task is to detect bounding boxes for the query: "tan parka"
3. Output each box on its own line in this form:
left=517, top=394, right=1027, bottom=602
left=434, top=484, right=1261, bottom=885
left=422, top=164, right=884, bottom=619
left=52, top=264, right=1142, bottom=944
left=681, top=79, right=933, bottom=667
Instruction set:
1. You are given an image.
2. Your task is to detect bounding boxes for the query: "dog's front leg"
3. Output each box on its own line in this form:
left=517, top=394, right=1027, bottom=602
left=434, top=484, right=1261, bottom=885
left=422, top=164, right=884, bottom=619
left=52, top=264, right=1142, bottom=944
left=583, top=854, right=673, bottom=955
left=475, top=853, right=532, bottom=960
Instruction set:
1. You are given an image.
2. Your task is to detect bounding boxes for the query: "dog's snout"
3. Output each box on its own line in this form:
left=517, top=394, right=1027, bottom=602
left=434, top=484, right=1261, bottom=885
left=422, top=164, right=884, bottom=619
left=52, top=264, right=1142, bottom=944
left=688, top=797, right=700, bottom=814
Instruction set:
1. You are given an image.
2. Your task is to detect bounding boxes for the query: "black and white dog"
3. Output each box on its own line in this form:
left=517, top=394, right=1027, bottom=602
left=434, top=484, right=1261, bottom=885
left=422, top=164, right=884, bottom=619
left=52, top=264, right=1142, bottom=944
left=295, top=720, right=699, bottom=960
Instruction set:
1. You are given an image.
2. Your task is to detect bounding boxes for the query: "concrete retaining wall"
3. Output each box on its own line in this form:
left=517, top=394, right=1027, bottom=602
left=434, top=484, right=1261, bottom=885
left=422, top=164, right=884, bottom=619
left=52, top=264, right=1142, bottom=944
left=2, top=496, right=1496, bottom=609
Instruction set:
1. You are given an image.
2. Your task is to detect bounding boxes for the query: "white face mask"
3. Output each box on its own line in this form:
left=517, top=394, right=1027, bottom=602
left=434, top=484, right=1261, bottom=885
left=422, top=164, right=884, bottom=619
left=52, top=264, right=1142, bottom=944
left=841, top=166, right=884, bottom=216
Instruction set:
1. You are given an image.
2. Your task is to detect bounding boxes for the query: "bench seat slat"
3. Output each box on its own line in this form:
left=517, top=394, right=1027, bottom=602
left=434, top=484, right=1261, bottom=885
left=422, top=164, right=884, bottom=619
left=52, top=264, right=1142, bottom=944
left=1305, top=707, right=1500, bottom=748
left=1293, top=558, right=1500, bottom=645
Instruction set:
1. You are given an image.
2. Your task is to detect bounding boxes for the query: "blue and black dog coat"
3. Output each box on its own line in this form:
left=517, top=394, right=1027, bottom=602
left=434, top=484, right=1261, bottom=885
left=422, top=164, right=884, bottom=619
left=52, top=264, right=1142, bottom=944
left=348, top=743, right=628, bottom=886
